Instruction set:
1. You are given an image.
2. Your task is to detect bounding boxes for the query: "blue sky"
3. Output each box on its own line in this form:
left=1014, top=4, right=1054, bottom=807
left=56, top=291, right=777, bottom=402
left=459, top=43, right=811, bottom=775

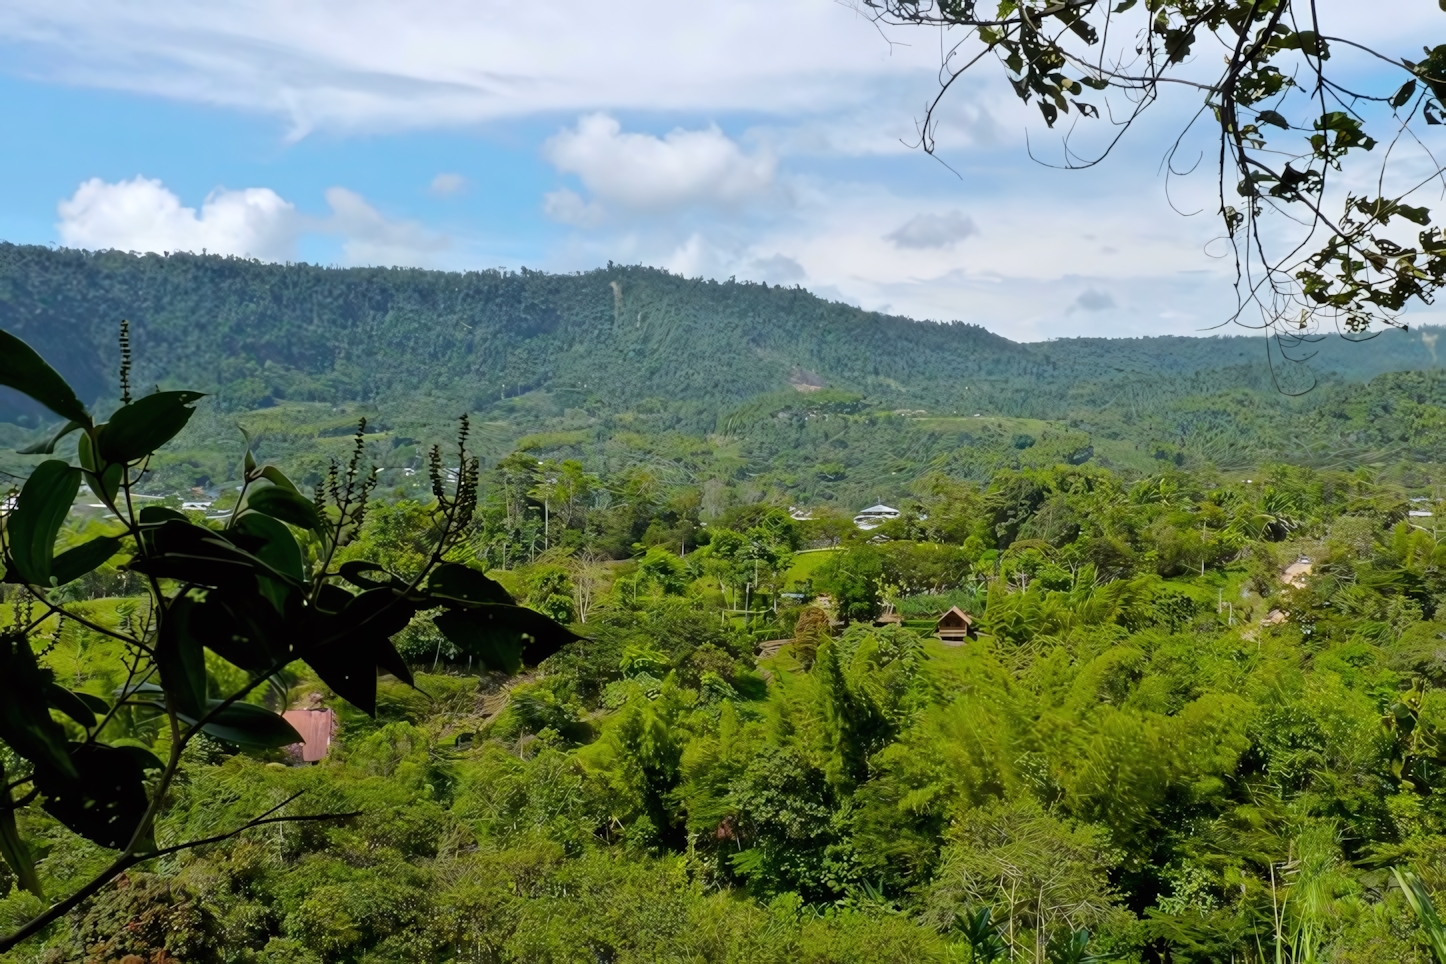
left=0, top=1, right=1438, bottom=341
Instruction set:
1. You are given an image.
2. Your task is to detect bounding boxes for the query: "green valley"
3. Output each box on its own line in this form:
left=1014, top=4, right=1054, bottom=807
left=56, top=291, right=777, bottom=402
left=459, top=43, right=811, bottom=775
left=6, top=248, right=1446, bottom=962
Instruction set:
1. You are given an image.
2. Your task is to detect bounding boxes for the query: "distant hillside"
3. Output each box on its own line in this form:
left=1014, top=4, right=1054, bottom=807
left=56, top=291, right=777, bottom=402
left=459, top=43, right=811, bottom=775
left=0, top=244, right=1438, bottom=430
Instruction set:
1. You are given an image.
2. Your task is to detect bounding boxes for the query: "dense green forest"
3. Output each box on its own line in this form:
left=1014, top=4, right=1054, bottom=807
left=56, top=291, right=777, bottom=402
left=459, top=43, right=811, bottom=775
left=9, top=249, right=1446, bottom=961
left=2, top=244, right=1445, bottom=511
left=13, top=453, right=1446, bottom=962
left=0, top=246, right=1438, bottom=424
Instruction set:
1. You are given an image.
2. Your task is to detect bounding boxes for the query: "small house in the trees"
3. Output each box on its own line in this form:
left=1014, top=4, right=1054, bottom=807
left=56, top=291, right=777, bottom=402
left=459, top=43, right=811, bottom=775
left=282, top=708, right=337, bottom=763
left=934, top=607, right=976, bottom=645
left=1281, top=559, right=1313, bottom=589
left=853, top=504, right=900, bottom=530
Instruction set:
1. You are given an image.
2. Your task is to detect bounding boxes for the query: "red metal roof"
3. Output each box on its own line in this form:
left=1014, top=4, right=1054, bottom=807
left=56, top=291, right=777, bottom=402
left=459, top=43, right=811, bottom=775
left=282, top=709, right=335, bottom=763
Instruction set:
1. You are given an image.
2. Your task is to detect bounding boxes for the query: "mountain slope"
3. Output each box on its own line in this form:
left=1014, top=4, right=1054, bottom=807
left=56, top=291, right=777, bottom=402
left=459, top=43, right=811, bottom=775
left=0, top=244, right=1438, bottom=430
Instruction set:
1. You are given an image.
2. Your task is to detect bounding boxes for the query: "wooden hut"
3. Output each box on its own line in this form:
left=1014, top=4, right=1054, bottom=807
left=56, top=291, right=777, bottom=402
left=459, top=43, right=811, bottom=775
left=934, top=606, right=976, bottom=646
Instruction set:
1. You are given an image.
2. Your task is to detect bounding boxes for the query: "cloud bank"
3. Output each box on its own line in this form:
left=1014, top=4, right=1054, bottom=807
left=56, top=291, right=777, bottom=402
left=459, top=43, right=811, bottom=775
left=0, top=0, right=939, bottom=137
left=57, top=177, right=298, bottom=259
left=543, top=114, right=775, bottom=213
left=56, top=177, right=445, bottom=267
left=429, top=173, right=467, bottom=196
left=886, top=211, right=978, bottom=249
left=324, top=187, right=447, bottom=266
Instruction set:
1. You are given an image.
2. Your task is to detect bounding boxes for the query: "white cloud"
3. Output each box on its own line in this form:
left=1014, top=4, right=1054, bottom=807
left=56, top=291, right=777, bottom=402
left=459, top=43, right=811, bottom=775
left=429, top=172, right=467, bottom=196
left=0, top=1, right=1425, bottom=145
left=56, top=176, right=298, bottom=259
left=748, top=253, right=807, bottom=285
left=542, top=188, right=605, bottom=227
left=0, top=0, right=941, bottom=135
left=543, top=163, right=1241, bottom=340
left=662, top=234, right=731, bottom=279
left=885, top=210, right=977, bottom=249
left=323, top=187, right=447, bottom=266
left=543, top=114, right=775, bottom=211
left=54, top=176, right=446, bottom=267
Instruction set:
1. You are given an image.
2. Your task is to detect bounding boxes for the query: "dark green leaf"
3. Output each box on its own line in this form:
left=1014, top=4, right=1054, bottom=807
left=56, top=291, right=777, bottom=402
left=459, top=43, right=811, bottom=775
left=156, top=596, right=208, bottom=718
left=89, top=462, right=123, bottom=506
left=187, top=586, right=291, bottom=672
left=1065, top=18, right=1097, bottom=45
left=4, top=460, right=80, bottom=585
left=183, top=701, right=302, bottom=749
left=258, top=465, right=299, bottom=493
left=339, top=587, right=419, bottom=640
left=433, top=604, right=579, bottom=674
left=1112, top=0, right=1136, bottom=10
left=72, top=691, right=110, bottom=716
left=98, top=391, right=206, bottom=464
left=302, top=589, right=423, bottom=714
left=428, top=562, right=513, bottom=605
left=340, top=561, right=397, bottom=590
left=114, top=681, right=165, bottom=701
left=0, top=330, right=90, bottom=425
left=304, top=641, right=381, bottom=715
left=1164, top=26, right=1195, bottom=63
left=232, top=512, right=305, bottom=584
left=434, top=609, right=525, bottom=675
left=130, top=519, right=300, bottom=588
left=1286, top=30, right=1329, bottom=60
left=114, top=744, right=164, bottom=772
left=316, top=583, right=354, bottom=614
left=35, top=743, right=150, bottom=851
left=246, top=484, right=323, bottom=532
left=76, top=430, right=96, bottom=472
left=327, top=588, right=423, bottom=692
left=375, top=639, right=414, bottom=687
left=0, top=634, right=75, bottom=778
left=231, top=513, right=305, bottom=613
left=139, top=506, right=189, bottom=525
left=18, top=420, right=82, bottom=455
left=51, top=535, right=123, bottom=585
left=1256, top=110, right=1289, bottom=129
left=45, top=683, right=97, bottom=729
left=1393, top=79, right=1419, bottom=109
left=1398, top=203, right=1432, bottom=225
left=0, top=763, right=41, bottom=897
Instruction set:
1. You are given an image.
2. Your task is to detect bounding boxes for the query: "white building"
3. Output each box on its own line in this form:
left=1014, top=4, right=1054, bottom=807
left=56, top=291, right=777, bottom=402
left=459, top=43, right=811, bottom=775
left=853, top=504, right=900, bottom=530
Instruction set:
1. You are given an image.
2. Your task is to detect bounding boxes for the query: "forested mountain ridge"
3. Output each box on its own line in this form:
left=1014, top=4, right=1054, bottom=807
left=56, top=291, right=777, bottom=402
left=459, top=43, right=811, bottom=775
left=0, top=244, right=1439, bottom=430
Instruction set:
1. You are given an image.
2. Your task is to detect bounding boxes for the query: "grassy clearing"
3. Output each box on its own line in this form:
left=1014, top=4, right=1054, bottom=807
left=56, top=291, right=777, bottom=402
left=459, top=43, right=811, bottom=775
left=783, top=547, right=843, bottom=589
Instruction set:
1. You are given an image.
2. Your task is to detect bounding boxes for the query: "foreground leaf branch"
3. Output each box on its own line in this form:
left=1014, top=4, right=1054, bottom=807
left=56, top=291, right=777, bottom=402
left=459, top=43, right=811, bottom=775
left=864, top=0, right=1446, bottom=339
left=0, top=325, right=578, bottom=952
